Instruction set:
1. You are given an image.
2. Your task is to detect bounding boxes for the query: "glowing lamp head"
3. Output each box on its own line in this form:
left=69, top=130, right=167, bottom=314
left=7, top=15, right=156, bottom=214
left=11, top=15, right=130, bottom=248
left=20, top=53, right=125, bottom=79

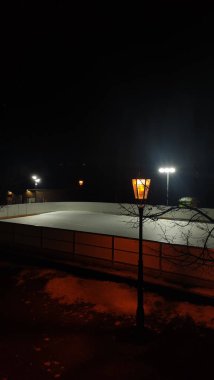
left=159, top=167, right=176, bottom=173
left=158, top=168, right=165, bottom=173
left=78, top=180, right=84, bottom=186
left=32, top=175, right=41, bottom=186
left=132, top=178, right=151, bottom=201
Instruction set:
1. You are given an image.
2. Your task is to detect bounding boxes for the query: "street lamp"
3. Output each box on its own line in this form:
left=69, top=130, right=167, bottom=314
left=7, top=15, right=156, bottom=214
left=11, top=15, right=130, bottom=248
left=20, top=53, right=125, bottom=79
left=132, top=178, right=151, bottom=330
left=32, top=175, right=41, bottom=187
left=158, top=167, right=175, bottom=206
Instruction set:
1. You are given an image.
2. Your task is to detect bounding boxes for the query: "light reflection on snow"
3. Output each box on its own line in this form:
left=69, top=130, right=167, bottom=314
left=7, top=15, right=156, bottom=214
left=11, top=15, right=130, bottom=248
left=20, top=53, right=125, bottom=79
left=44, top=277, right=137, bottom=315
left=42, top=273, right=214, bottom=329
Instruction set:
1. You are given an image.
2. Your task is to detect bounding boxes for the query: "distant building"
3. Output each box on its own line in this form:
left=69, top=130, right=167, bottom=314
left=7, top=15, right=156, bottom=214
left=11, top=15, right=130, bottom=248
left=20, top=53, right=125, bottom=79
left=23, top=188, right=72, bottom=203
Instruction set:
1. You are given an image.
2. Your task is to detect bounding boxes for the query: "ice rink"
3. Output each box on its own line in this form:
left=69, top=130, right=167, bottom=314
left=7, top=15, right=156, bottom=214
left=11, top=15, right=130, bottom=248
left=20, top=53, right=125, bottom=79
left=3, top=210, right=214, bottom=248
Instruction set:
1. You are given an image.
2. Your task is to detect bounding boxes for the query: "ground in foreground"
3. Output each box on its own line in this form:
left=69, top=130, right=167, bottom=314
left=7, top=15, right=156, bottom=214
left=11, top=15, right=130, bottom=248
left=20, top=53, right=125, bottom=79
left=0, top=259, right=213, bottom=380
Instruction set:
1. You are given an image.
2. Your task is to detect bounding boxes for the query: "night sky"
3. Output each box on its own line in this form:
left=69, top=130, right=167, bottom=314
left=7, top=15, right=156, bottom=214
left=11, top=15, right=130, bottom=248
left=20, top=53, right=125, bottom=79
left=1, top=2, right=214, bottom=206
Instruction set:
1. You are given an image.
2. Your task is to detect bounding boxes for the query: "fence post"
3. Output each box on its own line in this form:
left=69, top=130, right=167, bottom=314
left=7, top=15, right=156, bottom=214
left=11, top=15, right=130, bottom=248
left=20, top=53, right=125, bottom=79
left=159, top=242, right=163, bottom=276
left=112, top=236, right=114, bottom=264
left=40, top=227, right=43, bottom=250
left=73, top=231, right=75, bottom=255
left=13, top=223, right=16, bottom=247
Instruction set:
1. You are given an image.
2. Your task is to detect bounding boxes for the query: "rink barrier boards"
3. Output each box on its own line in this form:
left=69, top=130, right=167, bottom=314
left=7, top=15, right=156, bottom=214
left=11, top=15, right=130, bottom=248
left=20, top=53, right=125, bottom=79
left=0, top=221, right=213, bottom=285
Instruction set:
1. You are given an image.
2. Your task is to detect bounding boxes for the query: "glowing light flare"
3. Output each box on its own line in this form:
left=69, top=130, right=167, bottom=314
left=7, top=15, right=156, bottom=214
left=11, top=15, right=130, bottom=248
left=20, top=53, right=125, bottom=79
left=78, top=180, right=84, bottom=186
left=158, top=167, right=176, bottom=173
left=26, top=189, right=33, bottom=196
left=31, top=175, right=41, bottom=186
left=132, top=178, right=151, bottom=201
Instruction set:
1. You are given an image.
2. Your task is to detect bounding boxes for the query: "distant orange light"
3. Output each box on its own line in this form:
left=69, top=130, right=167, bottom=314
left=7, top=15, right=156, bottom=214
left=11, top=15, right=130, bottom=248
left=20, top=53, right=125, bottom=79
left=132, top=178, right=151, bottom=201
left=26, top=189, right=33, bottom=196
left=78, top=180, right=84, bottom=186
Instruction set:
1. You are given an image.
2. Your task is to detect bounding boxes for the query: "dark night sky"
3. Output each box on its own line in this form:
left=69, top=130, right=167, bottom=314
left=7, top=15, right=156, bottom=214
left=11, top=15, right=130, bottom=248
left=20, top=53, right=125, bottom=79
left=1, top=2, right=214, bottom=205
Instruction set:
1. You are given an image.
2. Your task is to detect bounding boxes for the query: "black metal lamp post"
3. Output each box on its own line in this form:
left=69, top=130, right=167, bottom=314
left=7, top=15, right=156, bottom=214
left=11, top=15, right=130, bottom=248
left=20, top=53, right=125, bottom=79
left=132, top=178, right=151, bottom=329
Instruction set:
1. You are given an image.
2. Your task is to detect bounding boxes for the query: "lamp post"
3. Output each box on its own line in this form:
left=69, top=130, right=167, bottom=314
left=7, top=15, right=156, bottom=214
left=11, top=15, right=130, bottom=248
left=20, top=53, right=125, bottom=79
left=132, top=178, right=151, bottom=330
left=158, top=167, right=175, bottom=206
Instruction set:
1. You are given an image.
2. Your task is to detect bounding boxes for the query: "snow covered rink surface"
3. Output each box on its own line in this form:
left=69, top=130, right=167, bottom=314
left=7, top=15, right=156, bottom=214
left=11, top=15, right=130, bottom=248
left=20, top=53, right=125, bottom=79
left=3, top=210, right=214, bottom=248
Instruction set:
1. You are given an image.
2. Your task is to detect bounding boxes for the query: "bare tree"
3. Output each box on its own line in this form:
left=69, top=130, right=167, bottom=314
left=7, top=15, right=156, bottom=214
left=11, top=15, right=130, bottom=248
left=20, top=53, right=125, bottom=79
left=119, top=201, right=214, bottom=331
left=120, top=202, right=214, bottom=271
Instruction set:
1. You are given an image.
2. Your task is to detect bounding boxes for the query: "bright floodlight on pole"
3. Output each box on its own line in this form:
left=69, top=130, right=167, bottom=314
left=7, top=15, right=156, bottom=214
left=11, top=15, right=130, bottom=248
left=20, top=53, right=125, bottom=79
left=158, top=167, right=176, bottom=206
left=32, top=175, right=41, bottom=187
left=132, top=178, right=151, bottom=330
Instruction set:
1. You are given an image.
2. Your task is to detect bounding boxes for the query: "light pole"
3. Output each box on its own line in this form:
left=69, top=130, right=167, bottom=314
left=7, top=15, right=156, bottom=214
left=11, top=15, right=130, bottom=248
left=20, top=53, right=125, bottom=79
left=132, top=178, right=151, bottom=330
left=32, top=175, right=41, bottom=203
left=158, top=167, right=175, bottom=206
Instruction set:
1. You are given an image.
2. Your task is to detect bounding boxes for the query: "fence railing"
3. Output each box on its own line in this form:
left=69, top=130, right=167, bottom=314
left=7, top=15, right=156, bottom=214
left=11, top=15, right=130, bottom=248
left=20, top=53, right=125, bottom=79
left=0, top=221, right=214, bottom=286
